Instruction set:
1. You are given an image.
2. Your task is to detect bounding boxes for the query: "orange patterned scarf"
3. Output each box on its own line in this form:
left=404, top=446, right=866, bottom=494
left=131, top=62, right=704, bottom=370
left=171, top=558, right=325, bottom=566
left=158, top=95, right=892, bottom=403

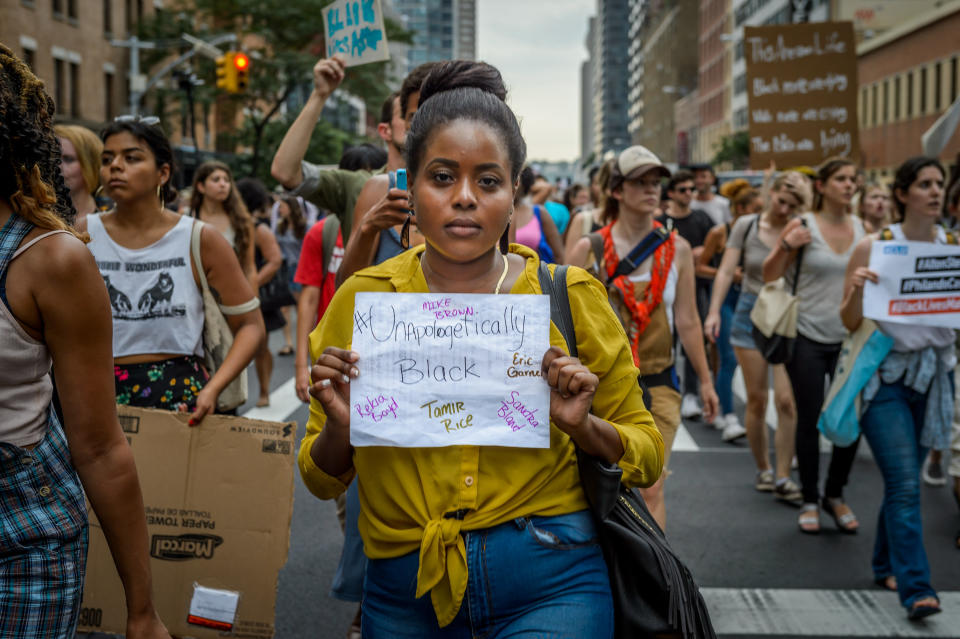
left=600, top=222, right=676, bottom=366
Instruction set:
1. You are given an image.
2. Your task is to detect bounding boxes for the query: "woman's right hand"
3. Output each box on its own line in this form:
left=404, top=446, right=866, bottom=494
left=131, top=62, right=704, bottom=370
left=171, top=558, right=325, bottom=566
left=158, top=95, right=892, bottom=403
left=360, top=188, right=414, bottom=235
left=309, top=346, right=359, bottom=428
left=782, top=218, right=812, bottom=250
left=703, top=310, right=721, bottom=343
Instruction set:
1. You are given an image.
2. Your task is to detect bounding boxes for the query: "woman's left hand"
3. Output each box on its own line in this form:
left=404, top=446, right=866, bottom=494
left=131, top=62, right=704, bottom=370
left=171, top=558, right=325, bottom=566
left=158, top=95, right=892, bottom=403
left=542, top=346, right=598, bottom=434
left=850, top=266, right=879, bottom=290
left=699, top=382, right=719, bottom=425
left=190, top=386, right=219, bottom=426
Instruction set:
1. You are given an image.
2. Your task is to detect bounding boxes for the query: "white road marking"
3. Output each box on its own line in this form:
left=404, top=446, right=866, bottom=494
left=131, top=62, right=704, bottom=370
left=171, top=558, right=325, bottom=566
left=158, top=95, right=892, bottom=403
left=702, top=588, right=960, bottom=636
left=671, top=423, right=700, bottom=452
left=240, top=376, right=303, bottom=422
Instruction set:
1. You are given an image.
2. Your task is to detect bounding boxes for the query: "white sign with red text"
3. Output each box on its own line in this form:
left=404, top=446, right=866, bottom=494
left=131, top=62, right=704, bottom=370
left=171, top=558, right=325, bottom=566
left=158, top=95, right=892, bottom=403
left=349, top=292, right=551, bottom=448
left=863, top=240, right=960, bottom=329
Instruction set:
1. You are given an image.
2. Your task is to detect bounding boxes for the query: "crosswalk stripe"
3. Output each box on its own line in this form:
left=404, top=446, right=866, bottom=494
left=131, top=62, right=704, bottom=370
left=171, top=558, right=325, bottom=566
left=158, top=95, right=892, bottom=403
left=702, top=588, right=959, bottom=636
left=240, top=376, right=303, bottom=422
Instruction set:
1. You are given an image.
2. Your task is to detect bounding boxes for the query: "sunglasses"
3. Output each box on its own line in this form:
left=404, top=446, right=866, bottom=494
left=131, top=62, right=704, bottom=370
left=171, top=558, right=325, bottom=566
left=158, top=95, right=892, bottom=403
left=114, top=114, right=161, bottom=126
left=674, top=186, right=695, bottom=194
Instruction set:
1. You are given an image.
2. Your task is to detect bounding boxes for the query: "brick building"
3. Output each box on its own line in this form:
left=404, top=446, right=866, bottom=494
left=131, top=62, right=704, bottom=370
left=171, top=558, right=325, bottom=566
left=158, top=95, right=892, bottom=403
left=857, top=1, right=960, bottom=180
left=696, top=0, right=731, bottom=165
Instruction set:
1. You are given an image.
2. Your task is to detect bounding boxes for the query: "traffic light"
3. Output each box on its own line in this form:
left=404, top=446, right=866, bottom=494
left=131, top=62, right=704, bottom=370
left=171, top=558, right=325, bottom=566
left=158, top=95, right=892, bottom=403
left=233, top=52, right=250, bottom=93
left=215, top=53, right=237, bottom=93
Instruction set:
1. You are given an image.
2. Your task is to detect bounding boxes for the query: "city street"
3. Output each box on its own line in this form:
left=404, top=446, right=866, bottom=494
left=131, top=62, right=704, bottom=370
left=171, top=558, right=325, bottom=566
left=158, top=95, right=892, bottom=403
left=242, top=327, right=960, bottom=639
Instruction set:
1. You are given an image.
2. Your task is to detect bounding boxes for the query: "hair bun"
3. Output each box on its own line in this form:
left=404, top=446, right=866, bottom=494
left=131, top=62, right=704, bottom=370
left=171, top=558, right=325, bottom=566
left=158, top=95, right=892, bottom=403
left=418, top=61, right=507, bottom=107
left=719, top=178, right=750, bottom=201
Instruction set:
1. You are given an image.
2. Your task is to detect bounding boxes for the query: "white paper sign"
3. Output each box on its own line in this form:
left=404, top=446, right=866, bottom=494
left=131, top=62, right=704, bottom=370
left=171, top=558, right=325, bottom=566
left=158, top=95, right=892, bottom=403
left=863, top=240, right=960, bottom=329
left=350, top=292, right=551, bottom=448
left=322, top=0, right=391, bottom=68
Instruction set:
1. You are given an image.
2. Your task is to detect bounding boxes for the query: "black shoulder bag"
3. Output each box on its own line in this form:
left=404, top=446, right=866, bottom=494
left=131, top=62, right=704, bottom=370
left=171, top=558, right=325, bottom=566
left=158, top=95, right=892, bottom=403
left=537, top=263, right=717, bottom=639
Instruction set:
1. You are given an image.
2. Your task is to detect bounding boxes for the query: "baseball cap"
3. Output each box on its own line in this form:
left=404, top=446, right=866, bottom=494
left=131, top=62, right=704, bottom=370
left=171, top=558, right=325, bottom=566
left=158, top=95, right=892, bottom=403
left=613, top=145, right=671, bottom=187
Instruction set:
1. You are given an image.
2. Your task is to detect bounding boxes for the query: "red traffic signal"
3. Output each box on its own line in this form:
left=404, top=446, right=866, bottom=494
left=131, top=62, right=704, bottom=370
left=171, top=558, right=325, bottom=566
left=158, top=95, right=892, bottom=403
left=233, top=52, right=250, bottom=71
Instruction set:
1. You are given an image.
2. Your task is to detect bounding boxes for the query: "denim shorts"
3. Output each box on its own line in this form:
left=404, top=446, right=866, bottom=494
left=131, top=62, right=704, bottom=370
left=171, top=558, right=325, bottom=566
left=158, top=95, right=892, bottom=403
left=730, top=290, right=758, bottom=350
left=362, top=510, right=613, bottom=638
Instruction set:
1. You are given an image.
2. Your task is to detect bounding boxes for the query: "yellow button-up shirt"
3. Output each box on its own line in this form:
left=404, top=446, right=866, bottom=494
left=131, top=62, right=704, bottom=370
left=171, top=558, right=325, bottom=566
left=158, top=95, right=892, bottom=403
left=298, top=244, right=663, bottom=627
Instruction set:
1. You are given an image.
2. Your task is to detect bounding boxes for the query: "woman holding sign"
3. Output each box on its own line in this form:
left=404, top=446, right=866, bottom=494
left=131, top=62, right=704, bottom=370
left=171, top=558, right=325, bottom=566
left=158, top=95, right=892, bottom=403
left=839, top=156, right=951, bottom=620
left=299, top=61, right=663, bottom=637
left=763, top=158, right=864, bottom=535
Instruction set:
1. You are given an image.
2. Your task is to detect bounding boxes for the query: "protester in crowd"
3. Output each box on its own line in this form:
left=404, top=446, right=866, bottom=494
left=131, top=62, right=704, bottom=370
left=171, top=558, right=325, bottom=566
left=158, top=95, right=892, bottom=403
left=763, top=157, right=864, bottom=534
left=568, top=145, right=718, bottom=530
left=274, top=195, right=312, bottom=356
left=657, top=169, right=717, bottom=422
left=588, top=164, right=603, bottom=208
left=300, top=61, right=663, bottom=638
left=564, top=159, right=614, bottom=259
left=510, top=165, right=565, bottom=263
left=235, top=177, right=284, bottom=408
left=55, top=124, right=104, bottom=225
left=946, top=180, right=960, bottom=542
left=81, top=119, right=263, bottom=421
left=840, top=156, right=951, bottom=620
left=696, top=179, right=762, bottom=443
left=563, top=182, right=591, bottom=213
left=340, top=143, right=388, bottom=173
left=335, top=66, right=442, bottom=285
left=189, top=161, right=256, bottom=282
left=858, top=182, right=892, bottom=234
left=704, top=173, right=810, bottom=500
left=689, top=162, right=732, bottom=225
left=530, top=173, right=571, bottom=235
left=0, top=44, right=170, bottom=639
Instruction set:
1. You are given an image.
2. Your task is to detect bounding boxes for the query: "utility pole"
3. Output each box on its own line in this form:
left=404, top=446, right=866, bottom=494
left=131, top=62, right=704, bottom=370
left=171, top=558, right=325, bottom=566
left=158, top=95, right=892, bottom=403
left=111, top=35, right=157, bottom=116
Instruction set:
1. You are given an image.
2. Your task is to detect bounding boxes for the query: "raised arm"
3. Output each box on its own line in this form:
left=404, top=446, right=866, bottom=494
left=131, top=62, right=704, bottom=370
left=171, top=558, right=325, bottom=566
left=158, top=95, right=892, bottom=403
left=36, top=235, right=168, bottom=638
left=270, top=56, right=346, bottom=189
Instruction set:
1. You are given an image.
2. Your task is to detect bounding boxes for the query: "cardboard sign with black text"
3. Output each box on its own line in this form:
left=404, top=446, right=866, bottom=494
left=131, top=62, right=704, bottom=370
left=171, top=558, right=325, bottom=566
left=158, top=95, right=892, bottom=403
left=744, top=21, right=859, bottom=169
left=77, top=406, right=296, bottom=638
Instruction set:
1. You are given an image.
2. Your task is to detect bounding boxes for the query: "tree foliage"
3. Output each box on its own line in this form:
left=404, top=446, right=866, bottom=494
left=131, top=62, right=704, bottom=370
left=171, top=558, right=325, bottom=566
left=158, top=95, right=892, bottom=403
left=712, top=131, right=750, bottom=170
left=138, top=0, right=410, bottom=182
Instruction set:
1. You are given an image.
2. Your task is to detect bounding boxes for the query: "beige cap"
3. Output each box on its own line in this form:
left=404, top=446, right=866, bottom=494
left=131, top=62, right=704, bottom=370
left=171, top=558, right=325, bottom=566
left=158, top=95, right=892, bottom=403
left=615, top=145, right=671, bottom=184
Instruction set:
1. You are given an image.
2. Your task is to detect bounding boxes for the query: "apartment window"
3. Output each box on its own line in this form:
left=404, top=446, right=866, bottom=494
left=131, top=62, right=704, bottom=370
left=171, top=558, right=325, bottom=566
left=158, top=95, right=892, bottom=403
left=921, top=66, right=928, bottom=113
left=54, top=58, right=65, bottom=111
left=882, top=80, right=889, bottom=124
left=894, top=75, right=900, bottom=121
left=871, top=84, right=878, bottom=126
left=860, top=87, right=867, bottom=127
left=907, top=72, right=914, bottom=118
left=103, top=0, right=112, bottom=36
left=67, top=0, right=76, bottom=19
left=69, top=62, right=80, bottom=118
left=22, top=47, right=35, bottom=70
left=935, top=61, right=942, bottom=111
left=52, top=0, right=63, bottom=16
left=951, top=56, right=958, bottom=104
left=105, top=72, right=115, bottom=120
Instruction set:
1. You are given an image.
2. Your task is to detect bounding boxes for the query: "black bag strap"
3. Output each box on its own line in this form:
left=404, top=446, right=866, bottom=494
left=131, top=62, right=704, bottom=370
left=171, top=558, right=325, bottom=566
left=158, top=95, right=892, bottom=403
left=789, top=218, right=807, bottom=296
left=613, top=226, right=671, bottom=278
left=737, top=216, right=757, bottom=271
left=321, top=215, right=341, bottom=280
left=537, top=263, right=577, bottom=358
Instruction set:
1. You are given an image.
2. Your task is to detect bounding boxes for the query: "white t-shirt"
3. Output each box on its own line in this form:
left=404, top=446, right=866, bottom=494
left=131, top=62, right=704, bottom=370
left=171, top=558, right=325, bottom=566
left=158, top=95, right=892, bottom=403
left=691, top=194, right=731, bottom=226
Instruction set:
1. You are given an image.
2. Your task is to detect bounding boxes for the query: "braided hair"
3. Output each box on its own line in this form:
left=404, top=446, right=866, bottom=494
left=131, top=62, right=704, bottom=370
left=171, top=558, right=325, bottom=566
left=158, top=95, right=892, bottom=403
left=0, top=44, right=79, bottom=234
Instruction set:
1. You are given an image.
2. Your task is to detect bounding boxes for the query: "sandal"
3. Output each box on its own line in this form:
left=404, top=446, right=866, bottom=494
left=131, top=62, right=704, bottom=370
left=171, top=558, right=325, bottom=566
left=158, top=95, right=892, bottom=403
left=798, top=503, right=820, bottom=534
left=907, top=597, right=941, bottom=621
left=278, top=346, right=294, bottom=356
left=822, top=497, right=859, bottom=534
left=874, top=575, right=897, bottom=592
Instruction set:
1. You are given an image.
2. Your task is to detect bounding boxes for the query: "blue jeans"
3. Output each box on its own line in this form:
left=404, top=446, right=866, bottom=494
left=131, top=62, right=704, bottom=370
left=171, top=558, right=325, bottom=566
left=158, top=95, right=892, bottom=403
left=861, top=378, right=937, bottom=609
left=330, top=480, right=366, bottom=602
left=362, top=510, right=613, bottom=638
left=716, top=286, right=739, bottom=414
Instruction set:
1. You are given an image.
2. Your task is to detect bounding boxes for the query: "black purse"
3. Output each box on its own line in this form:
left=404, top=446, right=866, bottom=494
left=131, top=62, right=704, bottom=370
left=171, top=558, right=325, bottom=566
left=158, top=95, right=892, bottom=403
left=538, top=263, right=717, bottom=639
left=258, top=259, right=295, bottom=313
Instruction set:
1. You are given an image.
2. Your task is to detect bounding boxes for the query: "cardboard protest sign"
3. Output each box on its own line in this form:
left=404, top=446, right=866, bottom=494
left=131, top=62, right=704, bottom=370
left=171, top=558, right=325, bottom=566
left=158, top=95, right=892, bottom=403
left=77, top=406, right=296, bottom=638
left=744, top=21, right=859, bottom=169
left=863, top=240, right=960, bottom=329
left=323, top=0, right=390, bottom=67
left=350, top=292, right=551, bottom=448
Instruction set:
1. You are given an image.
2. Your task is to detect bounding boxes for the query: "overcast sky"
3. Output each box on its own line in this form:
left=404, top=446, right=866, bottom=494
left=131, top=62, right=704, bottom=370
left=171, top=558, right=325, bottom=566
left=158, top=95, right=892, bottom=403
left=476, top=0, right=593, bottom=162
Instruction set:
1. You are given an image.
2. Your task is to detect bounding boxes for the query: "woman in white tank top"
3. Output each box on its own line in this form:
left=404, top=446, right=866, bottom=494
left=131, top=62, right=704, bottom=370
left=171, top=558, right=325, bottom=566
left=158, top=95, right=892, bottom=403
left=79, top=119, right=263, bottom=423
left=840, top=157, right=951, bottom=620
left=0, top=46, right=168, bottom=637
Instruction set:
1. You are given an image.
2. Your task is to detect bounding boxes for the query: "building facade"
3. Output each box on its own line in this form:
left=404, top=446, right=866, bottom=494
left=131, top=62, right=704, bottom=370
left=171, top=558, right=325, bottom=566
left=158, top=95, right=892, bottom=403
left=697, top=0, right=732, bottom=164
left=634, top=0, right=699, bottom=164
left=593, top=0, right=631, bottom=158
left=857, top=1, right=960, bottom=180
left=580, top=17, right=597, bottom=164
left=392, top=0, right=476, bottom=79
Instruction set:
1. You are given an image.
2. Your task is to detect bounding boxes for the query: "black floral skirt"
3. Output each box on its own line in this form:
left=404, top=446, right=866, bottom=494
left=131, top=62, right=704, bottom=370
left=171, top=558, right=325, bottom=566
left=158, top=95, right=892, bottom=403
left=114, top=356, right=210, bottom=412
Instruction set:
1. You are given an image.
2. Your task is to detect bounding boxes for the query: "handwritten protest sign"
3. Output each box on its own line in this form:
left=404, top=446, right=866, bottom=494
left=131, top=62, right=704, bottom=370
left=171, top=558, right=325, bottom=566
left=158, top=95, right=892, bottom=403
left=322, top=0, right=390, bottom=67
left=349, top=292, right=551, bottom=448
left=744, top=21, right=859, bottom=169
left=863, top=240, right=960, bottom=329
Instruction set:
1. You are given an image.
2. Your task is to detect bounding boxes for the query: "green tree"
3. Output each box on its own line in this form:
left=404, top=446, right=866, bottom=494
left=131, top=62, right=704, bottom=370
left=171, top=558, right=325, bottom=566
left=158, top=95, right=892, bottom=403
left=712, top=131, right=750, bottom=170
left=139, top=0, right=410, bottom=181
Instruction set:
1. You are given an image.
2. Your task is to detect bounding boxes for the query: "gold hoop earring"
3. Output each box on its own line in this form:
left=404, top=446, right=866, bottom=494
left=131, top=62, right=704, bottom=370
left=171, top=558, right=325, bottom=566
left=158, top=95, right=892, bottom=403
left=94, top=185, right=104, bottom=198
left=157, top=185, right=164, bottom=212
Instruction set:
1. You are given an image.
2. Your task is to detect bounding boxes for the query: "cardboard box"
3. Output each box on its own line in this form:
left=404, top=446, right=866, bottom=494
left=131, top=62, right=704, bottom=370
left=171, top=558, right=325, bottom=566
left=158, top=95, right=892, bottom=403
left=77, top=406, right=296, bottom=638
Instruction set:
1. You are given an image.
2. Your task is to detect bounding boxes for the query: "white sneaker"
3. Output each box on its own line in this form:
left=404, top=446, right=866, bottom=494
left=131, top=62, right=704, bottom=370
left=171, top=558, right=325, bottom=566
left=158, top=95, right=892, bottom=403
left=712, top=413, right=728, bottom=431
left=681, top=394, right=702, bottom=419
left=722, top=415, right=747, bottom=442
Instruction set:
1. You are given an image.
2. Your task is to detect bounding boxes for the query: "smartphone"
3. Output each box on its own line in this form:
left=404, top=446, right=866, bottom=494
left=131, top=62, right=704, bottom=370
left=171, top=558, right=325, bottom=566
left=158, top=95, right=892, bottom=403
left=395, top=168, right=407, bottom=191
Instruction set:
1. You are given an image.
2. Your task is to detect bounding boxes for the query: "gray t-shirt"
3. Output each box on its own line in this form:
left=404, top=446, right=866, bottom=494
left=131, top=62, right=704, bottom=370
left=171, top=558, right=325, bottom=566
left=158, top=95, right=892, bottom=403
left=691, top=194, right=731, bottom=226
left=726, top=213, right=770, bottom=296
left=786, top=212, right=864, bottom=344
